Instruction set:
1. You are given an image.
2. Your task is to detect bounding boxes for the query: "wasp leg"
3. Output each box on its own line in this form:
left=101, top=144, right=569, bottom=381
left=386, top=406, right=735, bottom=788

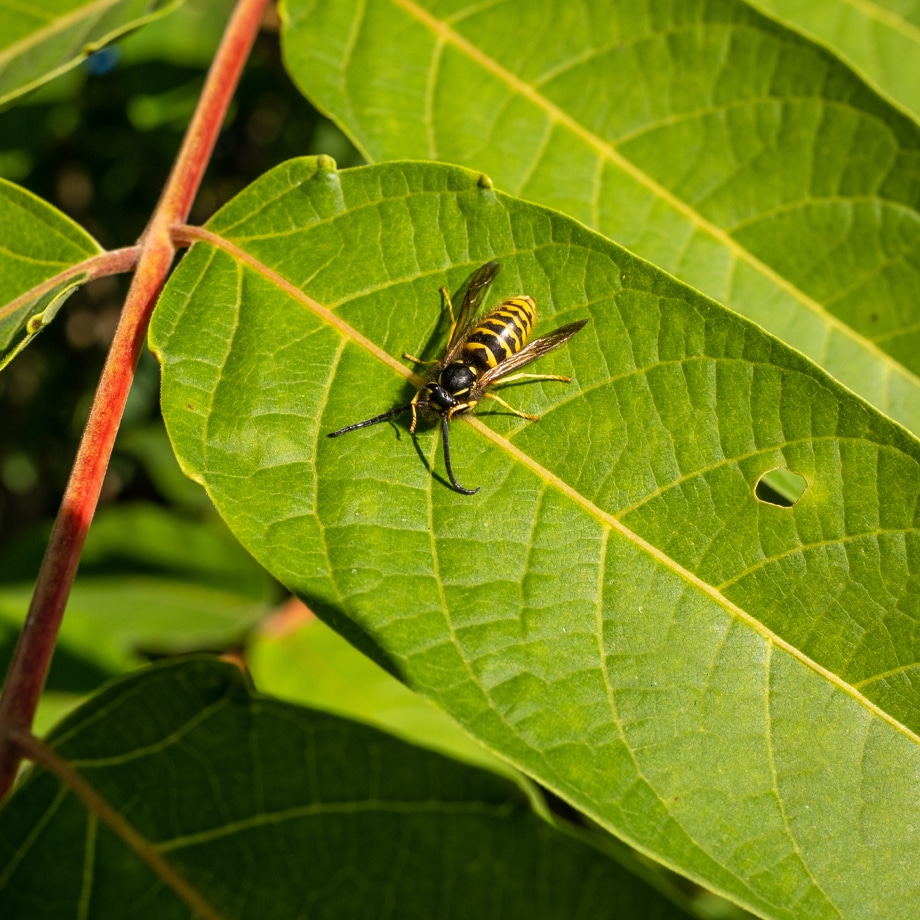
left=409, top=389, right=422, bottom=433
left=440, top=416, right=479, bottom=495
left=495, top=372, right=572, bottom=384
left=439, top=285, right=459, bottom=343
left=402, top=352, right=439, bottom=365
left=445, top=402, right=475, bottom=420
left=482, top=392, right=540, bottom=420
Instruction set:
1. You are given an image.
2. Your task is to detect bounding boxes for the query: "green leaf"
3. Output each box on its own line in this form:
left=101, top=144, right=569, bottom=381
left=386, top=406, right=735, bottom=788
left=252, top=614, right=717, bottom=915
left=0, top=504, right=275, bottom=661
left=282, top=0, right=920, bottom=438
left=150, top=157, right=920, bottom=918
left=0, top=276, right=83, bottom=373
left=0, top=178, right=101, bottom=366
left=0, top=0, right=181, bottom=108
left=0, top=658, right=694, bottom=919
left=749, top=0, right=920, bottom=119
left=77, top=502, right=275, bottom=602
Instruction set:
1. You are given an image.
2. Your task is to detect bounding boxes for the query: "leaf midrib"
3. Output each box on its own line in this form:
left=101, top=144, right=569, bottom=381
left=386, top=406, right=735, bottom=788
left=840, top=0, right=920, bottom=46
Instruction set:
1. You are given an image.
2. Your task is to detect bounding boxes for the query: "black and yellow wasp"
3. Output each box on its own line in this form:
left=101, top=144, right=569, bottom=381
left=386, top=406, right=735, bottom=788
left=328, top=262, right=588, bottom=494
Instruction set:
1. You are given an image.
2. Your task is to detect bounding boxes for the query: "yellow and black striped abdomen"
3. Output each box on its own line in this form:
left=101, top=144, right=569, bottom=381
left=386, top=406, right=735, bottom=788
left=462, top=296, right=536, bottom=371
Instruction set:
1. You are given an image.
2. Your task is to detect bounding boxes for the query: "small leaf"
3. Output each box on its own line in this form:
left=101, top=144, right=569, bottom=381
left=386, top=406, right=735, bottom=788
left=0, top=0, right=181, bottom=108
left=0, top=277, right=83, bottom=373
left=150, top=158, right=920, bottom=917
left=0, top=658, right=693, bottom=919
left=0, top=178, right=101, bottom=367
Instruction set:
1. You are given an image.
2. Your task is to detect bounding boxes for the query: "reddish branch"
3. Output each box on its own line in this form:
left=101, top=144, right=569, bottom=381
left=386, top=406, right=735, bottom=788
left=0, top=247, right=141, bottom=325
left=0, top=0, right=271, bottom=799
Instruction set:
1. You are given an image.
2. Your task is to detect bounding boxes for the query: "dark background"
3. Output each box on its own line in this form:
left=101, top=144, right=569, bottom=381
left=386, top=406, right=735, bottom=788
left=0, top=0, right=361, bottom=576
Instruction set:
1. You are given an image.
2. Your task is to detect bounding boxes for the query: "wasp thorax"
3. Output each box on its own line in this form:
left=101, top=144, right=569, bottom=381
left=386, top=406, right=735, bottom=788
left=439, top=361, right=476, bottom=395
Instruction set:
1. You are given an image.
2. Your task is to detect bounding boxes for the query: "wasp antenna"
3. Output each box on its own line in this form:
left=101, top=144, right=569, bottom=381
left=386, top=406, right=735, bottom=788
left=327, top=404, right=412, bottom=438
left=441, top=417, right=479, bottom=495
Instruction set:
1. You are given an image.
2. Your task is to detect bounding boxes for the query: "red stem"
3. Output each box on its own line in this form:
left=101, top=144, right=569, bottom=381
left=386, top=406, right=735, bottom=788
left=0, top=0, right=270, bottom=800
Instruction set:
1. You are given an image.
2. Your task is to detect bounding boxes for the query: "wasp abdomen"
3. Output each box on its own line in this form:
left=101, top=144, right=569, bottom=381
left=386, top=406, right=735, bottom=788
left=463, top=296, right=536, bottom=370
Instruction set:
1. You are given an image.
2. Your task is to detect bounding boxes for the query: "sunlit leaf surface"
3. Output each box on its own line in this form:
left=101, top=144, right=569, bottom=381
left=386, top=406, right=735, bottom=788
left=751, top=0, right=920, bottom=118
left=283, top=0, right=920, bottom=438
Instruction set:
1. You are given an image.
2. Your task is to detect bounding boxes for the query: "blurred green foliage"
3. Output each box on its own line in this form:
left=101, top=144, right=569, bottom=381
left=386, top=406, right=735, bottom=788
left=0, top=0, right=361, bottom=559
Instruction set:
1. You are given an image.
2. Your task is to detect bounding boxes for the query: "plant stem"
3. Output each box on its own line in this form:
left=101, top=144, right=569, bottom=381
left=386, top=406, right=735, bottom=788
left=0, top=247, right=140, bottom=324
left=9, top=729, right=224, bottom=920
left=0, top=0, right=271, bottom=801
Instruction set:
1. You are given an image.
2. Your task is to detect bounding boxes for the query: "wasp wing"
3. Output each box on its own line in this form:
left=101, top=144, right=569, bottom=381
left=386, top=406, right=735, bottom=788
left=444, top=261, right=501, bottom=361
left=477, top=319, right=588, bottom=387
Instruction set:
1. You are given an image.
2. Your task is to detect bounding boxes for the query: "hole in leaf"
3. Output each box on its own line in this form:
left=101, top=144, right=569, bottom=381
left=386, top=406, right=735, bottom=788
left=755, top=468, right=808, bottom=507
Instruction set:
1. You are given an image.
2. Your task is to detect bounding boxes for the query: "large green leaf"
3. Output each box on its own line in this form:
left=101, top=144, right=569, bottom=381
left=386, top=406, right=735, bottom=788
left=0, top=0, right=180, bottom=108
left=282, top=0, right=920, bottom=439
left=149, top=157, right=920, bottom=918
left=0, top=657, right=693, bottom=918
left=0, top=178, right=101, bottom=367
left=750, top=0, right=920, bottom=118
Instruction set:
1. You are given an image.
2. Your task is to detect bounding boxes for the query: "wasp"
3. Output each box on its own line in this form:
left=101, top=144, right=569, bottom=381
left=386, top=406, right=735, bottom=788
left=328, top=262, right=588, bottom=494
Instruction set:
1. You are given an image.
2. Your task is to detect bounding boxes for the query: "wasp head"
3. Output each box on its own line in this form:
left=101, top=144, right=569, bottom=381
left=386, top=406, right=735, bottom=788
left=423, top=382, right=459, bottom=413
